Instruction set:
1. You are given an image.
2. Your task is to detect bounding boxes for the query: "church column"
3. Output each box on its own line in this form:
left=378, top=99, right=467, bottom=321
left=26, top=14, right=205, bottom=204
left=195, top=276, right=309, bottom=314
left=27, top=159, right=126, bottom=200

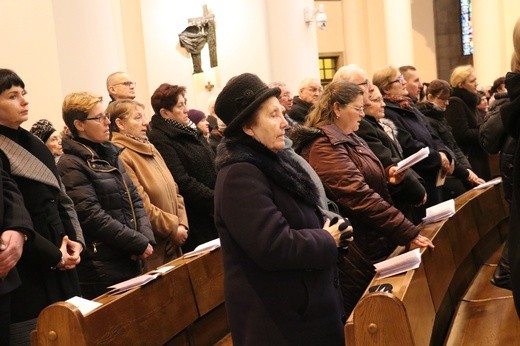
left=382, top=0, right=414, bottom=67
left=472, top=0, right=505, bottom=87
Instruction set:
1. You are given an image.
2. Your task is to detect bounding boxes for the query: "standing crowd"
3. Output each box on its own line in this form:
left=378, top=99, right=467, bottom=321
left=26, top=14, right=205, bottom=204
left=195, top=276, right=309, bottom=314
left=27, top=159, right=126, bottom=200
left=4, top=21, right=520, bottom=342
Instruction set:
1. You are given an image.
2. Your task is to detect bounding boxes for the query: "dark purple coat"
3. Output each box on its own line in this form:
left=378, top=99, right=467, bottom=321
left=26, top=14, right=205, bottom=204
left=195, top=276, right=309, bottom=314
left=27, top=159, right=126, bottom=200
left=214, top=136, right=344, bottom=346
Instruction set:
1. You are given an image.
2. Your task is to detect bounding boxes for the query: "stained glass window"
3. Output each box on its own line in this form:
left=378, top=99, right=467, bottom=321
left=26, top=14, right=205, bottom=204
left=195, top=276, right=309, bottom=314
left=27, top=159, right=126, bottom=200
left=461, top=0, right=473, bottom=55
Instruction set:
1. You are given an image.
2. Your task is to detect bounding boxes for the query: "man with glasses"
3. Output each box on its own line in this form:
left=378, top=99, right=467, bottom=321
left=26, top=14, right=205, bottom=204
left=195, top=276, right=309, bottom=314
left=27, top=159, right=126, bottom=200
left=288, top=77, right=323, bottom=124
left=333, top=64, right=374, bottom=108
left=106, top=72, right=137, bottom=102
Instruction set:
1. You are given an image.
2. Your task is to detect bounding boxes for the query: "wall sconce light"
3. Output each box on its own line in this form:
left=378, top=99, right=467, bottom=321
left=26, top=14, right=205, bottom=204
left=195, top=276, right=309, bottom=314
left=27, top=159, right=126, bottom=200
left=304, top=4, right=328, bottom=30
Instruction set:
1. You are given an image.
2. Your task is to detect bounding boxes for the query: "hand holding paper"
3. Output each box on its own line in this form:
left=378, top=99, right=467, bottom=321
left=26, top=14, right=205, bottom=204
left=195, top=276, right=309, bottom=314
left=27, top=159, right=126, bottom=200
left=396, top=147, right=430, bottom=174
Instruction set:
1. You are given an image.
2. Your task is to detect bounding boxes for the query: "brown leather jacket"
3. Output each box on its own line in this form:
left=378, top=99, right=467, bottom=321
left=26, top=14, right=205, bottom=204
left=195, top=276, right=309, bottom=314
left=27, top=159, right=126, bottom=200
left=293, top=124, right=419, bottom=263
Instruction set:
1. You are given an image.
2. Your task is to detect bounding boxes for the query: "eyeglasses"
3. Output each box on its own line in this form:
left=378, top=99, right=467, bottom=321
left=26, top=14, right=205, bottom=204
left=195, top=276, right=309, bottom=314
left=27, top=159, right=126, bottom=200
left=389, top=75, right=405, bottom=85
left=348, top=105, right=365, bottom=114
left=357, top=79, right=372, bottom=88
left=112, top=81, right=136, bottom=87
left=85, top=114, right=110, bottom=123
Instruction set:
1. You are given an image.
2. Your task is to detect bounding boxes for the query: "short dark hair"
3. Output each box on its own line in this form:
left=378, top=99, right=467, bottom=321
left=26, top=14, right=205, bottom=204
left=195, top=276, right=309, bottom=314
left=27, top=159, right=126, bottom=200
left=0, top=69, right=25, bottom=94
left=150, top=83, right=186, bottom=115
left=426, top=79, right=452, bottom=99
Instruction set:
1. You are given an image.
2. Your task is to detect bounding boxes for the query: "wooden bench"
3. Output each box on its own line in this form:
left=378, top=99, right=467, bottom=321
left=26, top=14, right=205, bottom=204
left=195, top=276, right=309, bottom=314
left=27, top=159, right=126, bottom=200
left=345, top=183, right=509, bottom=345
left=445, top=244, right=520, bottom=344
left=31, top=248, right=231, bottom=346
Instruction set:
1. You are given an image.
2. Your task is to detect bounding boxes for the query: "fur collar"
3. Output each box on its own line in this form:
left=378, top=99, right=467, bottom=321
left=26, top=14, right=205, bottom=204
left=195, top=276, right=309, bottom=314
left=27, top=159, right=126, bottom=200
left=216, top=134, right=320, bottom=207
left=452, top=87, right=479, bottom=109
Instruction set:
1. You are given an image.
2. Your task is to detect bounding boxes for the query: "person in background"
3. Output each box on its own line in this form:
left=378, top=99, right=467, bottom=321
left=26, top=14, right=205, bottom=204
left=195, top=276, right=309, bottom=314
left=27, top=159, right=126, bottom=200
left=417, top=79, right=484, bottom=200
left=106, top=71, right=136, bottom=102
left=356, top=85, right=427, bottom=222
left=269, top=81, right=296, bottom=127
left=148, top=84, right=218, bottom=252
left=206, top=96, right=219, bottom=131
left=108, top=100, right=189, bottom=270
left=0, top=69, right=83, bottom=344
left=214, top=73, right=346, bottom=345
left=444, top=65, right=491, bottom=180
left=188, top=109, right=210, bottom=141
left=489, top=76, right=507, bottom=107
left=400, top=65, right=424, bottom=103
left=288, top=77, right=322, bottom=124
left=58, top=91, right=154, bottom=299
left=475, top=90, right=489, bottom=124
left=30, top=119, right=63, bottom=162
left=373, top=65, right=454, bottom=208
left=292, top=80, right=434, bottom=316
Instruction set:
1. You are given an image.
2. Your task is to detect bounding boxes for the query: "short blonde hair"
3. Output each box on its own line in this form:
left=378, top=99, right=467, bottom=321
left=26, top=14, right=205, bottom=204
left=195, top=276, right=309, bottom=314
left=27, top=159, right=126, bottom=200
left=62, top=91, right=103, bottom=137
left=449, top=65, right=474, bottom=88
left=512, top=17, right=520, bottom=72
left=372, top=66, right=399, bottom=95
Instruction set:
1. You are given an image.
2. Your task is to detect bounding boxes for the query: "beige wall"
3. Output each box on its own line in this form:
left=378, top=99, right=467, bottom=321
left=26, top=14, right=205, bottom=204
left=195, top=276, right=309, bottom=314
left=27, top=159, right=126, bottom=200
left=0, top=1, right=64, bottom=129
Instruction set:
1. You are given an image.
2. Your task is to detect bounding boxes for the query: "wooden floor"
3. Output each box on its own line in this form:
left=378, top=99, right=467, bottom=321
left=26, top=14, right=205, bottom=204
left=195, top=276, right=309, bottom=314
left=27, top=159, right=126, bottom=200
left=445, top=244, right=520, bottom=345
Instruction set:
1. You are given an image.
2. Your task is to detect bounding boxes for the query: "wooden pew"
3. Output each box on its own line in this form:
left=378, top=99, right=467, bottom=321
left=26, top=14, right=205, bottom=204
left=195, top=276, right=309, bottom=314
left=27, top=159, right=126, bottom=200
left=31, top=248, right=230, bottom=346
left=345, top=183, right=509, bottom=345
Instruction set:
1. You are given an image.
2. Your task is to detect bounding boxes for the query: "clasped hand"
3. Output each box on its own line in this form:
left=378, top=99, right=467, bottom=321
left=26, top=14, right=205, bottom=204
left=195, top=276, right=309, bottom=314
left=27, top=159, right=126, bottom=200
left=323, top=217, right=353, bottom=248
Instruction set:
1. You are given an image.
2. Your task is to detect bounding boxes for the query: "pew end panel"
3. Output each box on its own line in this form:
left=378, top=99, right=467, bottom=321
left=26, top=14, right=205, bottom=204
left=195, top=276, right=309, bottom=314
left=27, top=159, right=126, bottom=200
left=345, top=184, right=509, bottom=345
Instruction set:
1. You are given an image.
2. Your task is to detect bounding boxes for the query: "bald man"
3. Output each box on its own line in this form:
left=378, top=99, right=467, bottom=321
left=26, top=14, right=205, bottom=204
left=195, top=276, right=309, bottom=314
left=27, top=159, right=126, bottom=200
left=106, top=72, right=136, bottom=101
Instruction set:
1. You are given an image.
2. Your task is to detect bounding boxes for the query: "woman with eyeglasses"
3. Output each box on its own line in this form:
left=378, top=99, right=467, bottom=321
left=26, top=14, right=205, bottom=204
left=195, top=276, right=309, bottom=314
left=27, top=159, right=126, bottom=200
left=58, top=91, right=155, bottom=299
left=292, top=81, right=434, bottom=316
left=444, top=65, right=491, bottom=181
left=417, top=79, right=484, bottom=200
left=148, top=84, right=218, bottom=252
left=373, top=66, right=454, bottom=208
left=356, top=86, right=427, bottom=222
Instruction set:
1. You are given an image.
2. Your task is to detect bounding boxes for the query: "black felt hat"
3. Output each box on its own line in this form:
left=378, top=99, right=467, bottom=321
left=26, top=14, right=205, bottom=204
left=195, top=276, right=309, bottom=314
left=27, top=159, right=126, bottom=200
left=215, top=73, right=280, bottom=136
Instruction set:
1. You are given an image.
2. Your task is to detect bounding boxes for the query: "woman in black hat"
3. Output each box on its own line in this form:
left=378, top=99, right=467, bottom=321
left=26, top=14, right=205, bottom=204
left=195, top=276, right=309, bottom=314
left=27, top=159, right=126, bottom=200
left=214, top=73, right=346, bottom=345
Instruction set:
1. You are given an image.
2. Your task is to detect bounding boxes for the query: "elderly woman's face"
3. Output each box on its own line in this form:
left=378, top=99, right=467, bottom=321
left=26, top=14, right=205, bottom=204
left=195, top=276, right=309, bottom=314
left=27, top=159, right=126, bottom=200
left=46, top=131, right=63, bottom=156
left=161, top=94, right=189, bottom=125
left=386, top=73, right=408, bottom=97
left=366, top=87, right=385, bottom=120
left=243, top=96, right=288, bottom=152
left=117, top=105, right=149, bottom=139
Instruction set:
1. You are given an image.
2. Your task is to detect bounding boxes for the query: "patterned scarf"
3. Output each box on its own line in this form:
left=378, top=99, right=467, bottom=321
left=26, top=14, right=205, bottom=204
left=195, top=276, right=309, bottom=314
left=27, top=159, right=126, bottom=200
left=163, top=118, right=198, bottom=136
left=123, top=132, right=149, bottom=144
left=383, top=94, right=414, bottom=111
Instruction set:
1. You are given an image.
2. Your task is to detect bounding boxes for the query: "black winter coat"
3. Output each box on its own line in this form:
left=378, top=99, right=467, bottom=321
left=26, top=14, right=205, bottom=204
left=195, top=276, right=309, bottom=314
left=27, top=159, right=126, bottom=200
left=445, top=87, right=491, bottom=180
left=58, top=137, right=154, bottom=287
left=288, top=96, right=312, bottom=124
left=215, top=135, right=344, bottom=345
left=148, top=115, right=217, bottom=251
left=501, top=72, right=520, bottom=318
left=480, top=93, right=515, bottom=201
left=383, top=101, right=452, bottom=206
left=417, top=101, right=471, bottom=181
left=0, top=126, right=81, bottom=322
left=356, top=115, right=426, bottom=210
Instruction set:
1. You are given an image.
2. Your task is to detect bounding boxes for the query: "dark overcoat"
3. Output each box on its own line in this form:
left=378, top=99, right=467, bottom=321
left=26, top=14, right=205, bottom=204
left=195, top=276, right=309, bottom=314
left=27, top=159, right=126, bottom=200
left=500, top=72, right=520, bottom=316
left=445, top=87, right=491, bottom=180
left=214, top=136, right=344, bottom=346
left=0, top=126, right=81, bottom=322
left=148, top=115, right=218, bottom=251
